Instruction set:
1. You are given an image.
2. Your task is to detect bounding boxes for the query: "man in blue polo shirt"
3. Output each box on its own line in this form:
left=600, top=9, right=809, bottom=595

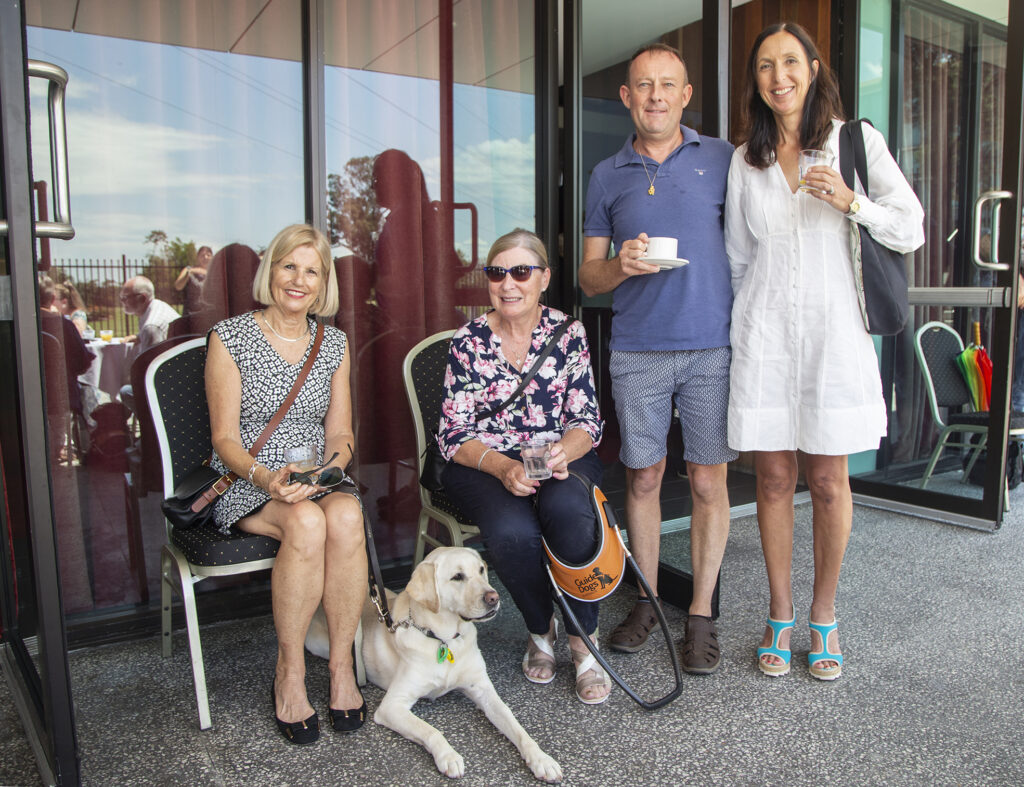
left=580, top=43, right=735, bottom=674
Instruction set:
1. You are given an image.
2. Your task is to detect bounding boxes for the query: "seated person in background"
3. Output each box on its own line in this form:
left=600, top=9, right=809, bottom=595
left=38, top=274, right=95, bottom=453
left=55, top=281, right=89, bottom=336
left=119, top=275, right=180, bottom=409
left=174, top=244, right=212, bottom=317
left=206, top=223, right=366, bottom=744
left=437, top=228, right=611, bottom=705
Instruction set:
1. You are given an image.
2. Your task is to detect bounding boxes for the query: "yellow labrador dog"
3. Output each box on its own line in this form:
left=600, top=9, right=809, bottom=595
left=306, top=547, right=561, bottom=782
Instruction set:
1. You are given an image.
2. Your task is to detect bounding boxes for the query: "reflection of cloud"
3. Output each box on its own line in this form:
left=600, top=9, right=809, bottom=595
left=420, top=133, right=536, bottom=256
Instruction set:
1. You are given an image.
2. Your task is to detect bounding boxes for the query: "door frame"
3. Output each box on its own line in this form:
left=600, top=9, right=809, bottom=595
left=847, top=0, right=1023, bottom=529
left=0, top=0, right=80, bottom=783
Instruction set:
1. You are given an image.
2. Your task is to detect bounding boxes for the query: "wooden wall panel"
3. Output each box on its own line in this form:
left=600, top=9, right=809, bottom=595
left=729, top=0, right=834, bottom=143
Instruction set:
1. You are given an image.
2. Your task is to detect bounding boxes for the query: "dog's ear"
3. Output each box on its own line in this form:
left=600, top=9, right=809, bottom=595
left=406, top=561, right=440, bottom=613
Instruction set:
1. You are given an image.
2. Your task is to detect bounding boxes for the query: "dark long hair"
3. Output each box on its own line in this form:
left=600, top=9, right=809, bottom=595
left=741, top=22, right=844, bottom=169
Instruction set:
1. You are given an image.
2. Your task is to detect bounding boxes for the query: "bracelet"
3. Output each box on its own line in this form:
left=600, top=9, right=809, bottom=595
left=477, top=447, right=494, bottom=471
left=247, top=460, right=260, bottom=486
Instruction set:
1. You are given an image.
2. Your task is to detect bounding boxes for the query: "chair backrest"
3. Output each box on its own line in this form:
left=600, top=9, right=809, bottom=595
left=131, top=333, right=204, bottom=493
left=40, top=330, right=70, bottom=415
left=915, top=321, right=971, bottom=427
left=144, top=338, right=212, bottom=517
left=402, top=330, right=456, bottom=493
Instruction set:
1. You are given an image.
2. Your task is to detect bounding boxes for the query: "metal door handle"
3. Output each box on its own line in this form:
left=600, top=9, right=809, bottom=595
left=972, top=190, right=1012, bottom=271
left=27, top=60, right=75, bottom=240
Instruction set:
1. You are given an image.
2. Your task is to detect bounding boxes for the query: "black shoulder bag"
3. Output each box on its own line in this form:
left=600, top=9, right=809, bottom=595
left=419, top=318, right=577, bottom=492
left=839, top=119, right=910, bottom=336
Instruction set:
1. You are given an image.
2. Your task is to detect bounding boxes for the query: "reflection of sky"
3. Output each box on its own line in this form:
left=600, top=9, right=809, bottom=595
left=27, top=26, right=534, bottom=264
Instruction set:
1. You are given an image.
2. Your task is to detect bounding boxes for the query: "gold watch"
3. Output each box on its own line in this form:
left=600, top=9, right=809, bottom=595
left=846, top=198, right=861, bottom=216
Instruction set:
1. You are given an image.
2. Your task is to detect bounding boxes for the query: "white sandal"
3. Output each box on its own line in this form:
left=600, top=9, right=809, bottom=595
left=571, top=637, right=611, bottom=705
left=521, top=619, right=558, bottom=685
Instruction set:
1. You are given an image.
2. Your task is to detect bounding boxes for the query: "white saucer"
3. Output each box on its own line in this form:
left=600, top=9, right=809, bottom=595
left=644, top=257, right=689, bottom=270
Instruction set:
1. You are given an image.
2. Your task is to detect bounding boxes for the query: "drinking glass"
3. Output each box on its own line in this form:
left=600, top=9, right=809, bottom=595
left=798, top=149, right=835, bottom=192
left=521, top=438, right=552, bottom=480
left=284, top=444, right=318, bottom=473
left=99, top=329, right=114, bottom=342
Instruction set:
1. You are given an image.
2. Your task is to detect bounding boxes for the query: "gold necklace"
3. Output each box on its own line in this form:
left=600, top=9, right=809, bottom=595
left=638, top=148, right=659, bottom=196
left=262, top=311, right=308, bottom=343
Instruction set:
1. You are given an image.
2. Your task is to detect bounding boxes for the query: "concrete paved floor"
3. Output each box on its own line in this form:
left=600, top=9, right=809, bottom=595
left=3, top=496, right=1024, bottom=786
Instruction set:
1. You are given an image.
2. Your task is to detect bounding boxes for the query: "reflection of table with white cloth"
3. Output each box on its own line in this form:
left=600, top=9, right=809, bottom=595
left=80, top=340, right=133, bottom=399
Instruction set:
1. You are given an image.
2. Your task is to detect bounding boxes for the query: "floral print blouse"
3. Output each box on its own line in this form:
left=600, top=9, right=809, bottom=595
left=438, top=306, right=603, bottom=460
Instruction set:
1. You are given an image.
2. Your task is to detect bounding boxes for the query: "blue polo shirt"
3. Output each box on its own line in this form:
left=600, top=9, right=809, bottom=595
left=584, top=126, right=734, bottom=351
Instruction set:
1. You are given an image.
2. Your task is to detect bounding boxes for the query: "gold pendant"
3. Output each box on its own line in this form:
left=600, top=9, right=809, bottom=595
left=648, top=185, right=655, bottom=196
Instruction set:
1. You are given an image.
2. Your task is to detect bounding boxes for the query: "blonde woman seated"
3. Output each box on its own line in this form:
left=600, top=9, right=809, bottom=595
left=206, top=224, right=367, bottom=743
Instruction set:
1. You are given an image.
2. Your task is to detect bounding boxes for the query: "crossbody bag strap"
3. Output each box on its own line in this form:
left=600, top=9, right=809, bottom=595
left=839, top=120, right=856, bottom=191
left=474, top=318, right=576, bottom=423
left=192, top=320, right=324, bottom=511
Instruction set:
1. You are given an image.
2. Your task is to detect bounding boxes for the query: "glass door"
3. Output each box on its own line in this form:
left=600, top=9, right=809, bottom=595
left=849, top=0, right=1021, bottom=529
left=0, top=0, right=80, bottom=783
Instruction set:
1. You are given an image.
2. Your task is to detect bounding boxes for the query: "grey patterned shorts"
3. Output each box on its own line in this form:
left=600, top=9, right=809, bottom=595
left=609, top=346, right=738, bottom=469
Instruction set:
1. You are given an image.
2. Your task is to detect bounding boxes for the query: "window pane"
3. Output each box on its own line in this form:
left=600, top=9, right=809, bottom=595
left=324, top=0, right=535, bottom=561
left=26, top=1, right=302, bottom=616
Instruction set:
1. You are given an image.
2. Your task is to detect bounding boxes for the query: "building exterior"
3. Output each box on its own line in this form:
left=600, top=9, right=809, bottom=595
left=1, top=1, right=1020, bottom=782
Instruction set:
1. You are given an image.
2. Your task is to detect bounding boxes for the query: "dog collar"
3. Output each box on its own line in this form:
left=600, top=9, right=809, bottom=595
left=398, top=616, right=460, bottom=664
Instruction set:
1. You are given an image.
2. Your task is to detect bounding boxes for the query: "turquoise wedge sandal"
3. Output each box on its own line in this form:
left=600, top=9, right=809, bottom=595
left=756, top=607, right=795, bottom=677
left=808, top=619, right=843, bottom=681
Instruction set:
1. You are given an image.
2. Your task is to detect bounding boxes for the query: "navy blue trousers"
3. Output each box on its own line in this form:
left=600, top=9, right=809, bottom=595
left=442, top=449, right=603, bottom=637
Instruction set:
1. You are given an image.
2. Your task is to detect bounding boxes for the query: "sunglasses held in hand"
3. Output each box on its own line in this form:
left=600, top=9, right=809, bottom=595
left=482, top=265, right=543, bottom=283
left=288, top=452, right=348, bottom=488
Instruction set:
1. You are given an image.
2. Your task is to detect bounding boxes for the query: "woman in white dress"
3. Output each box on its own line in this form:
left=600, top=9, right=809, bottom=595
left=725, top=23, right=923, bottom=680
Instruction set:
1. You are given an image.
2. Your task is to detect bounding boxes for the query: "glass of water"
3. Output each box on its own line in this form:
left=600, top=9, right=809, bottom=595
left=521, top=438, right=552, bottom=480
left=284, top=444, right=318, bottom=473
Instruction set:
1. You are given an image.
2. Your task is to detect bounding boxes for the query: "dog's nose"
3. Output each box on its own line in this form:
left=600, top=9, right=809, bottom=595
left=484, top=590, right=499, bottom=608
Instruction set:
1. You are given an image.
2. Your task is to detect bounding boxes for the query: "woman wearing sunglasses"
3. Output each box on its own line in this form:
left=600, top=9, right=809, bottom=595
left=205, top=224, right=367, bottom=744
left=437, top=228, right=611, bottom=704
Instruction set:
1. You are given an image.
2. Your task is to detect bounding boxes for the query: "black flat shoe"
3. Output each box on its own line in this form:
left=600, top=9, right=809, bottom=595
left=272, top=679, right=320, bottom=745
left=328, top=700, right=367, bottom=732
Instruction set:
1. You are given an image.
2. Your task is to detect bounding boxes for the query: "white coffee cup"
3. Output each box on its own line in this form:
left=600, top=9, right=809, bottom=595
left=645, top=236, right=678, bottom=260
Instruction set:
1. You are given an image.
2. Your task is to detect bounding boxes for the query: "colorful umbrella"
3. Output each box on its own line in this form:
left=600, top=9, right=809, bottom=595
left=956, top=321, right=992, bottom=412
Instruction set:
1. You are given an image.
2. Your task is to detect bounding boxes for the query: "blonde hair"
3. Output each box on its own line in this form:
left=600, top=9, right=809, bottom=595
left=485, top=228, right=549, bottom=269
left=252, top=224, right=338, bottom=317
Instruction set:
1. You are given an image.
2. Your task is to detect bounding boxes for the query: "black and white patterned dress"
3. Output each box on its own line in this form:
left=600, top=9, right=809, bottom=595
left=209, top=311, right=347, bottom=534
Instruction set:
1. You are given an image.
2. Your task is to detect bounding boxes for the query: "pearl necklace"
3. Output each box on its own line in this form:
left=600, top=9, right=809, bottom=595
left=262, top=311, right=309, bottom=343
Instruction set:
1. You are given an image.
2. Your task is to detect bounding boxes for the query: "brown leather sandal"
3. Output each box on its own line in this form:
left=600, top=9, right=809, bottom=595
left=608, top=599, right=660, bottom=653
left=680, top=614, right=721, bottom=674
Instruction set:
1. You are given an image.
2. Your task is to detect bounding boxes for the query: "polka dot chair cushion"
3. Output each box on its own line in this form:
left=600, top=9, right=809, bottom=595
left=151, top=341, right=280, bottom=567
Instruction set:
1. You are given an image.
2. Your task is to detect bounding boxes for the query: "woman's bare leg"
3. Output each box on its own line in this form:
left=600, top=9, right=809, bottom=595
left=754, top=451, right=798, bottom=666
left=239, top=499, right=327, bottom=723
left=803, top=453, right=852, bottom=668
left=317, top=492, right=367, bottom=709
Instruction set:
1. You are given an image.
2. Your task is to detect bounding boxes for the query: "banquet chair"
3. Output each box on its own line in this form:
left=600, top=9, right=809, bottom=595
left=145, top=337, right=364, bottom=730
left=914, top=321, right=1024, bottom=498
left=402, top=330, right=478, bottom=565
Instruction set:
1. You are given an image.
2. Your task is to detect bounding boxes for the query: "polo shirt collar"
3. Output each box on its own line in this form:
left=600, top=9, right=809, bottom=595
left=613, top=124, right=700, bottom=168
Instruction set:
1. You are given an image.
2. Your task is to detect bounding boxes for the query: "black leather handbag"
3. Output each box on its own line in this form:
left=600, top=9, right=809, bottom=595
left=840, top=119, right=910, bottom=336
left=419, top=319, right=576, bottom=492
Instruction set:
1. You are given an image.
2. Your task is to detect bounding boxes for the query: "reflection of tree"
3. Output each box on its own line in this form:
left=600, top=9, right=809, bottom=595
left=327, top=155, right=382, bottom=261
left=145, top=230, right=195, bottom=304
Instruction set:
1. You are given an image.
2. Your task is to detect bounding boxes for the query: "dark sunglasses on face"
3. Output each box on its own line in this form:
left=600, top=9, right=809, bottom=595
left=483, top=265, right=543, bottom=283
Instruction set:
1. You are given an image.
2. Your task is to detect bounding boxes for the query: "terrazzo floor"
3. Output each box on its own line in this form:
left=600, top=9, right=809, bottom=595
left=3, top=495, right=1024, bottom=786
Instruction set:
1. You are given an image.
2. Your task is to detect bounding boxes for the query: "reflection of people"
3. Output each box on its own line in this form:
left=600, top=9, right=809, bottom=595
left=579, top=43, right=736, bottom=672
left=439, top=230, right=611, bottom=705
left=38, top=275, right=95, bottom=455
left=206, top=224, right=366, bottom=744
left=174, top=244, right=212, bottom=316
left=188, top=243, right=262, bottom=335
left=55, top=282, right=89, bottom=336
left=725, top=23, right=924, bottom=680
left=119, top=276, right=180, bottom=408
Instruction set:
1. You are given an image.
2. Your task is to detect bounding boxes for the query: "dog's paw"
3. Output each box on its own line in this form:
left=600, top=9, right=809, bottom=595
left=527, top=751, right=562, bottom=783
left=434, top=748, right=465, bottom=779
